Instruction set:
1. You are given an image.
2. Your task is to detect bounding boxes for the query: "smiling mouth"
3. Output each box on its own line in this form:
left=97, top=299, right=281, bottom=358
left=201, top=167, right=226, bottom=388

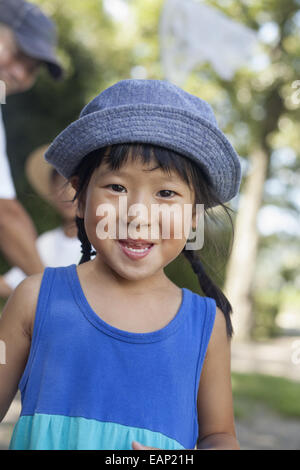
left=118, top=240, right=154, bottom=259
left=118, top=239, right=154, bottom=249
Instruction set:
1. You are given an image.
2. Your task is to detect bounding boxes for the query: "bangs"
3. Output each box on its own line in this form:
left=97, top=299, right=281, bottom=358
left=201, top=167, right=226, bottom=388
left=72, top=142, right=216, bottom=209
left=101, top=143, right=194, bottom=190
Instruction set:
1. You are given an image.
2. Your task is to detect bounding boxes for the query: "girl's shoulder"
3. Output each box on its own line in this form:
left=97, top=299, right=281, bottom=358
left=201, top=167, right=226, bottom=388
left=184, top=288, right=217, bottom=315
left=206, top=305, right=230, bottom=356
left=184, top=290, right=227, bottom=344
left=9, top=272, right=45, bottom=340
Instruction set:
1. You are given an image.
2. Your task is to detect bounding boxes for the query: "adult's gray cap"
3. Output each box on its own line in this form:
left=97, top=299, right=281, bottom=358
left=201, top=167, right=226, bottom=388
left=0, top=0, right=63, bottom=79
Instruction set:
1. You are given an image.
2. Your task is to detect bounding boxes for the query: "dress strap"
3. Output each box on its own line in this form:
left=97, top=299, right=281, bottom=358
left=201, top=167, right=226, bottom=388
left=199, top=297, right=217, bottom=362
left=194, top=296, right=217, bottom=398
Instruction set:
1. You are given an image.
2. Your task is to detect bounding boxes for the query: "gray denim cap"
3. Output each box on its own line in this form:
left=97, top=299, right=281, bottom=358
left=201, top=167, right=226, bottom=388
left=45, top=79, right=242, bottom=204
left=0, top=0, right=63, bottom=79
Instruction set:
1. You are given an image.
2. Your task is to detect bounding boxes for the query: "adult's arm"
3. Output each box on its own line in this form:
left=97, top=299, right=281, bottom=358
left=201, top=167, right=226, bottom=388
left=0, top=275, right=12, bottom=299
left=0, top=198, right=44, bottom=275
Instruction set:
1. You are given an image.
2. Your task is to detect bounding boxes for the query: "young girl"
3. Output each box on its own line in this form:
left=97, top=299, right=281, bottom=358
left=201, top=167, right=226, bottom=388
left=0, top=79, right=241, bottom=450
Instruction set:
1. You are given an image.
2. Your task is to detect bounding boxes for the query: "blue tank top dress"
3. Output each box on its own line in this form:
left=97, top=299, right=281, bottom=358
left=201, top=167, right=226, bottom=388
left=9, top=264, right=216, bottom=450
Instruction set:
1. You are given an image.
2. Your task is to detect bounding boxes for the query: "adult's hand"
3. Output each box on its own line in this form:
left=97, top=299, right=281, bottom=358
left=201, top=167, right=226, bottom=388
left=0, top=275, right=12, bottom=299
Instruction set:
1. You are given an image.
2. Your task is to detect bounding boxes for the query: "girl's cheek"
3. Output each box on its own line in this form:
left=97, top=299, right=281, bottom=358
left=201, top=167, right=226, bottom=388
left=160, top=205, right=192, bottom=243
left=89, top=196, right=120, bottom=241
left=86, top=195, right=192, bottom=245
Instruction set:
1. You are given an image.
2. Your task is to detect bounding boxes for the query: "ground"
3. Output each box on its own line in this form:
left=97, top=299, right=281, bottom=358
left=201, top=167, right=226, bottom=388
left=236, top=403, right=300, bottom=450
left=232, top=335, right=300, bottom=449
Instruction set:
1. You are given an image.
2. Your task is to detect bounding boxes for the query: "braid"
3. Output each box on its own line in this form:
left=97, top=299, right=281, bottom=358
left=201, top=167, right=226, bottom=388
left=75, top=216, right=96, bottom=264
left=183, top=247, right=233, bottom=338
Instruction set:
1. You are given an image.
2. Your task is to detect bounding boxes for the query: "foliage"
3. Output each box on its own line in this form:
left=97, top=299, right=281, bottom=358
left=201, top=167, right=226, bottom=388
left=252, top=290, right=282, bottom=339
left=232, top=372, right=300, bottom=419
left=197, top=0, right=300, bottom=335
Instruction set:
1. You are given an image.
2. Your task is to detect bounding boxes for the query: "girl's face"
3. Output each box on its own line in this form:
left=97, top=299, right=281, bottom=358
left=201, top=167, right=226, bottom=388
left=73, top=150, right=197, bottom=283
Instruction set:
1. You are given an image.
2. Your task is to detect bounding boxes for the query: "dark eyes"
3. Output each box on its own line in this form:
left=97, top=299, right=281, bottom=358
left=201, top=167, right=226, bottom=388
left=107, top=184, right=176, bottom=198
left=108, top=184, right=126, bottom=193
left=158, top=190, right=176, bottom=198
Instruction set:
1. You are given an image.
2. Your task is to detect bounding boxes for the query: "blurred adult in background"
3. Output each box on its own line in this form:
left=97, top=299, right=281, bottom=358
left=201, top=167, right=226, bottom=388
left=0, top=145, right=82, bottom=299
left=0, top=0, right=63, bottom=283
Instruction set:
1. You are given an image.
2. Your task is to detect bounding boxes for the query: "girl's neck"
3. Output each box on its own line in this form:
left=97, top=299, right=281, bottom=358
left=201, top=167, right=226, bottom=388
left=84, top=256, right=173, bottom=297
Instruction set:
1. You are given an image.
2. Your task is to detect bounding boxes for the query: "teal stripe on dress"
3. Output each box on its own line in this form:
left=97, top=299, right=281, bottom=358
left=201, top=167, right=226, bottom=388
left=9, top=414, right=185, bottom=450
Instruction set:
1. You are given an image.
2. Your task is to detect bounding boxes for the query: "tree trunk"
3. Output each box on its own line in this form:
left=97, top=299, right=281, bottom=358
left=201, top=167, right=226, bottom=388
left=224, top=146, right=269, bottom=341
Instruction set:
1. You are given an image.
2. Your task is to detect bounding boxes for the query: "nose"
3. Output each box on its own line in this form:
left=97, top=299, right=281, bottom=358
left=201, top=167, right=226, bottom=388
left=127, top=190, right=152, bottom=226
left=120, top=191, right=159, bottom=240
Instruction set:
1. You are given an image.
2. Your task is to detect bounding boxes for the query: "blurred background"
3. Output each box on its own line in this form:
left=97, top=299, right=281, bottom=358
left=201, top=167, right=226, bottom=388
left=0, top=0, right=300, bottom=450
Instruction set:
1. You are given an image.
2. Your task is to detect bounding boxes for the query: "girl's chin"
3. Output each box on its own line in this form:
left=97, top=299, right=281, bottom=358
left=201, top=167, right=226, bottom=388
left=112, top=264, right=156, bottom=282
left=91, top=239, right=163, bottom=278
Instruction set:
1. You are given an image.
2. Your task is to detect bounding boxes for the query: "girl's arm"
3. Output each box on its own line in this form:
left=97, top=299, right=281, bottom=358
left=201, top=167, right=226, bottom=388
left=196, top=307, right=240, bottom=450
left=0, top=273, right=42, bottom=422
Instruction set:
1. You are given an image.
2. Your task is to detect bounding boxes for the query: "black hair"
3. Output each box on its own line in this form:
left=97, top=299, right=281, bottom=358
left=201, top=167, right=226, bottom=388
left=71, top=143, right=236, bottom=337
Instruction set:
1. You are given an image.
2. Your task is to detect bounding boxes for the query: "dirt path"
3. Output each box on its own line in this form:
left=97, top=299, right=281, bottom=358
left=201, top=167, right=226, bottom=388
left=235, top=403, right=300, bottom=450
left=232, top=336, right=300, bottom=449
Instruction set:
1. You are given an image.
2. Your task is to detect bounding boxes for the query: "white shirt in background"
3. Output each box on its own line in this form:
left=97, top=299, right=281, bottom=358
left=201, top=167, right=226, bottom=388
left=4, top=226, right=82, bottom=289
left=0, top=105, right=17, bottom=199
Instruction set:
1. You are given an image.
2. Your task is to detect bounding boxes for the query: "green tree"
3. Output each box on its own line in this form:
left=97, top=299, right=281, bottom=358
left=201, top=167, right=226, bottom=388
left=159, top=0, right=300, bottom=338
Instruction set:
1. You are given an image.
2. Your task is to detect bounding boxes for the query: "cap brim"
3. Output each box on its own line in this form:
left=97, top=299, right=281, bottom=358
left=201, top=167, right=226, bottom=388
left=45, top=105, right=242, bottom=206
left=45, top=61, right=64, bottom=80
left=14, top=32, right=64, bottom=80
